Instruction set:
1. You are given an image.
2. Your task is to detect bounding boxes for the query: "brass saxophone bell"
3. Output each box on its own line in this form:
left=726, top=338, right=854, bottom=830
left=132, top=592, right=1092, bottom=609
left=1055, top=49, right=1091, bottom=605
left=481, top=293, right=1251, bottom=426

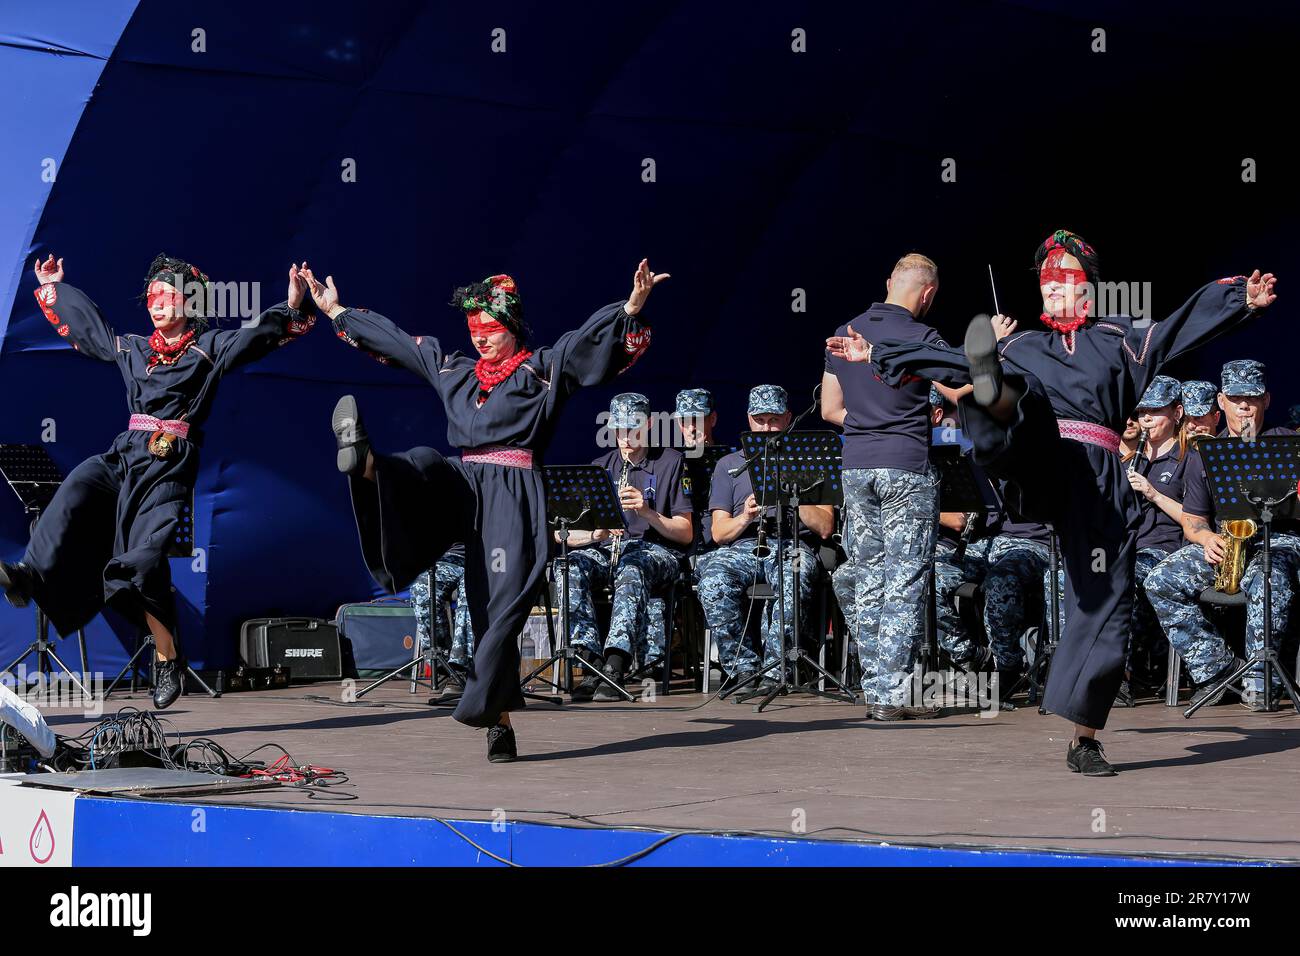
left=1214, top=519, right=1258, bottom=595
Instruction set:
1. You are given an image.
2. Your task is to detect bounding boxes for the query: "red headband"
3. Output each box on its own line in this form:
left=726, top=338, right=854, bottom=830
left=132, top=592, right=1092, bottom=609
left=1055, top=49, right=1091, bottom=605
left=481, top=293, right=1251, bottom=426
left=1039, top=247, right=1089, bottom=288
left=467, top=310, right=509, bottom=337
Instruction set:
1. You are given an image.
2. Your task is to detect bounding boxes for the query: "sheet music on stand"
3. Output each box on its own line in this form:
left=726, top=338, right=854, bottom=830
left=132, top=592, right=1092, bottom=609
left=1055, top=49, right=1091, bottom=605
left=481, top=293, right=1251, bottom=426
left=0, top=445, right=64, bottom=514
left=737, top=430, right=843, bottom=507
left=930, top=444, right=989, bottom=515
left=1198, top=436, right=1300, bottom=522
left=542, top=464, right=627, bottom=532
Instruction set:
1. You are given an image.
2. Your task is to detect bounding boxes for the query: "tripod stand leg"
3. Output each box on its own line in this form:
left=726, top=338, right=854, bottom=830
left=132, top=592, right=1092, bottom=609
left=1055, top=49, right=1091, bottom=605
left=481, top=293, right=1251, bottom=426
left=182, top=663, right=220, bottom=699
left=104, top=635, right=157, bottom=700
left=356, top=658, right=422, bottom=699
left=39, top=647, right=93, bottom=698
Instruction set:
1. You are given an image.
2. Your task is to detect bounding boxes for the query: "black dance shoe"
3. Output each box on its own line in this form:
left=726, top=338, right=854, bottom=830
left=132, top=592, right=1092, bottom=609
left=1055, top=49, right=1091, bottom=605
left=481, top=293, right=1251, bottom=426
left=593, top=652, right=629, bottom=702
left=1066, top=737, right=1116, bottom=776
left=964, top=314, right=1003, bottom=407
left=152, top=658, right=183, bottom=710
left=486, top=724, right=517, bottom=763
left=0, top=561, right=33, bottom=608
left=331, top=394, right=371, bottom=476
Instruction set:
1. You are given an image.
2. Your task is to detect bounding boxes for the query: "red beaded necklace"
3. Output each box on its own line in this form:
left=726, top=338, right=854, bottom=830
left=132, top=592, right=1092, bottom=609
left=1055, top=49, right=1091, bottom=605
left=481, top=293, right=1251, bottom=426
left=147, top=327, right=197, bottom=369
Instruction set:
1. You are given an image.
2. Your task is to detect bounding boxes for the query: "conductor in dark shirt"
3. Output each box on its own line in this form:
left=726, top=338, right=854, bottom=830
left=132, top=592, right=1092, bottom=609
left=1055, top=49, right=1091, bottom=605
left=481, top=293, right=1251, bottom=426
left=822, top=253, right=948, bottom=719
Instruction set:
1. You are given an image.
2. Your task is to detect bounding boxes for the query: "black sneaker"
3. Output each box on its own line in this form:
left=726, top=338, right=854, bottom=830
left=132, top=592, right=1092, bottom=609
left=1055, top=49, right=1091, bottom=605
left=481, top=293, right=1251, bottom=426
left=0, top=561, right=33, bottom=608
left=593, top=655, right=628, bottom=702
left=570, top=653, right=605, bottom=702
left=1066, top=737, right=1116, bottom=776
left=955, top=646, right=996, bottom=674
left=152, top=658, right=183, bottom=710
left=964, top=314, right=1003, bottom=407
left=331, top=395, right=371, bottom=476
left=486, top=724, right=517, bottom=763
left=1190, top=656, right=1246, bottom=707
left=721, top=667, right=758, bottom=694
left=870, top=703, right=941, bottom=721
left=1113, top=679, right=1135, bottom=708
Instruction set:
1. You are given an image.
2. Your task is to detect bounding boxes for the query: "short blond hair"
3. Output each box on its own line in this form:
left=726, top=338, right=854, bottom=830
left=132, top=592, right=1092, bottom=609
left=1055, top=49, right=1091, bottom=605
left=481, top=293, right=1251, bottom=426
left=891, top=253, right=939, bottom=287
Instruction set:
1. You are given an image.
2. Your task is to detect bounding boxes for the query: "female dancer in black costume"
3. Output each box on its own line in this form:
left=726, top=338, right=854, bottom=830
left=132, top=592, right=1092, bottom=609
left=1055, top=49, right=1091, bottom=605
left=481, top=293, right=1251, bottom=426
left=829, top=230, right=1276, bottom=775
left=305, top=261, right=666, bottom=762
left=1, top=254, right=316, bottom=708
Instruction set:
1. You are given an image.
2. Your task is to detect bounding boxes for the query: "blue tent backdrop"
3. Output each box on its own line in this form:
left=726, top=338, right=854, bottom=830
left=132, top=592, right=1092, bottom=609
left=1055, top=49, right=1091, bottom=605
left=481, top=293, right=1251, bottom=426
left=2, top=0, right=1297, bottom=672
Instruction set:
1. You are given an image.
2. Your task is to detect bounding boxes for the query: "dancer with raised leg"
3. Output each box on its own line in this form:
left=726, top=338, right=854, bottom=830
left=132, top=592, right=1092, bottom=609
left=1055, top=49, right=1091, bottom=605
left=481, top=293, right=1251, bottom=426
left=310, top=261, right=666, bottom=762
left=0, top=254, right=316, bottom=708
left=828, top=230, right=1276, bottom=774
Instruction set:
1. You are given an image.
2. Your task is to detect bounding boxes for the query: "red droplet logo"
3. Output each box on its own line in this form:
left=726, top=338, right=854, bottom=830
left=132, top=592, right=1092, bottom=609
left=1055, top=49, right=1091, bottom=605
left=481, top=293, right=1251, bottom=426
left=30, top=809, right=54, bottom=864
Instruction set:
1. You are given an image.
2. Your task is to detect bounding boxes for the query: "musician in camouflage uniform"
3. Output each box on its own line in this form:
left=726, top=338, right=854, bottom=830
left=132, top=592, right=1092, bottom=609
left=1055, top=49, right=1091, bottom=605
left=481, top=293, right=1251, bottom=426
left=697, top=385, right=834, bottom=689
left=410, top=545, right=474, bottom=668
left=565, top=392, right=693, bottom=701
left=1146, top=360, right=1300, bottom=710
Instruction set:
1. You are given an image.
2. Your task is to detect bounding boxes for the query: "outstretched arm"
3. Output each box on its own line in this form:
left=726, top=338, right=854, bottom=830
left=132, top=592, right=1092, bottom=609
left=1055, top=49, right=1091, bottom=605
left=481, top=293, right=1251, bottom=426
left=550, top=259, right=666, bottom=392
left=303, top=266, right=444, bottom=384
left=1132, top=271, right=1276, bottom=387
left=30, top=256, right=118, bottom=361
left=211, top=263, right=317, bottom=371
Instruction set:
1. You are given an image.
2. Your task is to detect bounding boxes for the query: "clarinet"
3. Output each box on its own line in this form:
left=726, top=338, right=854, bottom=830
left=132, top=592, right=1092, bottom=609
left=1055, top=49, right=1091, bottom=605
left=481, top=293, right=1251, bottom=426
left=609, top=456, right=631, bottom=574
left=1128, top=426, right=1149, bottom=474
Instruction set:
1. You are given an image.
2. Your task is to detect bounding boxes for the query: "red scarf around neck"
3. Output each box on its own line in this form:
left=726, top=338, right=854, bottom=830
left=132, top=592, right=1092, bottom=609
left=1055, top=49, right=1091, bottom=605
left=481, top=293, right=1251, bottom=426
left=474, top=348, right=533, bottom=393
left=147, top=328, right=197, bottom=369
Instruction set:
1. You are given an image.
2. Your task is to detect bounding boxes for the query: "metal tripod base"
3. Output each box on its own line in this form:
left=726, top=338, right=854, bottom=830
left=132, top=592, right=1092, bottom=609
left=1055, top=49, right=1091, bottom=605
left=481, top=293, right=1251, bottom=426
left=731, top=650, right=856, bottom=711
left=359, top=648, right=463, bottom=703
left=521, top=647, right=635, bottom=704
left=4, top=632, right=93, bottom=700
left=103, top=633, right=219, bottom=701
left=1183, top=648, right=1300, bottom=718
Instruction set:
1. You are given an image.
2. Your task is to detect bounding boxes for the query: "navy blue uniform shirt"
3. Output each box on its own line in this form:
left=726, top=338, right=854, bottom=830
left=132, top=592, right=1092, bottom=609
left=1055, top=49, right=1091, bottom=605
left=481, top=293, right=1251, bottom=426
left=1134, top=441, right=1189, bottom=553
left=593, top=446, right=691, bottom=551
left=825, top=303, right=945, bottom=473
left=710, top=449, right=823, bottom=549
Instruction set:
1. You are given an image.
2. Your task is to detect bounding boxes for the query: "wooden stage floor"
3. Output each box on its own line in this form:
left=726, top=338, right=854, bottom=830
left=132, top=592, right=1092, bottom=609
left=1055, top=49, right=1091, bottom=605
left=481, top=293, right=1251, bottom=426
left=43, top=681, right=1300, bottom=863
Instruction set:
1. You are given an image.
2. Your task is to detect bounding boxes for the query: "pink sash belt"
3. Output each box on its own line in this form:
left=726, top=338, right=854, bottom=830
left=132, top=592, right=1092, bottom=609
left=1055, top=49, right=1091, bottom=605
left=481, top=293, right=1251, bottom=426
left=1057, top=419, right=1120, bottom=454
left=461, top=445, right=534, bottom=469
left=128, top=414, right=190, bottom=439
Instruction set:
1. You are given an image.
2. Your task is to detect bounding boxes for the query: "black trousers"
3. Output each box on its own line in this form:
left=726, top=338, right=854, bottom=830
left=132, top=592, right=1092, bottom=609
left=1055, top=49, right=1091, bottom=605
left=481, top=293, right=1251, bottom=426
left=962, top=376, right=1136, bottom=730
left=347, top=448, right=545, bottom=727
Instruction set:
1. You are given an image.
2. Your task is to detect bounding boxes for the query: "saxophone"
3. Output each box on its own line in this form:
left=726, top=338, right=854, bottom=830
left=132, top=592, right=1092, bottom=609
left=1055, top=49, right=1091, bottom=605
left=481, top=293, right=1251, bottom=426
left=1214, top=519, right=1258, bottom=594
left=610, top=456, right=631, bottom=573
left=1214, top=420, right=1260, bottom=594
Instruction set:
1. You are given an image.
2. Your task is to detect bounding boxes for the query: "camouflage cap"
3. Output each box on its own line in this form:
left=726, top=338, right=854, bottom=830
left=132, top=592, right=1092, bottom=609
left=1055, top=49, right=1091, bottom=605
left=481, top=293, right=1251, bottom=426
left=607, top=392, right=650, bottom=429
left=1181, top=380, right=1218, bottom=417
left=747, top=384, right=788, bottom=416
left=672, top=388, right=714, bottom=418
left=1221, top=359, right=1266, bottom=397
left=1135, top=375, right=1182, bottom=410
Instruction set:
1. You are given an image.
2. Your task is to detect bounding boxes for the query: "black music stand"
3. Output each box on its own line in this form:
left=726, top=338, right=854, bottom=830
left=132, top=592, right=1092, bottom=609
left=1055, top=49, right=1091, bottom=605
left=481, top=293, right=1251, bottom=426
left=0, top=445, right=93, bottom=697
left=730, top=428, right=855, bottom=710
left=930, top=445, right=992, bottom=675
left=519, top=465, right=635, bottom=703
left=1184, top=435, right=1300, bottom=717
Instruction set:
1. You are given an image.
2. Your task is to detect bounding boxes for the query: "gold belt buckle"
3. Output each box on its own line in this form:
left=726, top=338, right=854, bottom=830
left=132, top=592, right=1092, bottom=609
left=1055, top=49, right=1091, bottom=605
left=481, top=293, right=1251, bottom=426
left=148, top=429, right=176, bottom=459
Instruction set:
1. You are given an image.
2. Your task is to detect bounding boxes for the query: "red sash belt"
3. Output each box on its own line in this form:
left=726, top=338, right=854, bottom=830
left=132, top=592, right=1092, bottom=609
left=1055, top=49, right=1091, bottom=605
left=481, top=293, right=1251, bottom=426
left=128, top=414, right=191, bottom=440
left=461, top=446, right=534, bottom=469
left=1057, top=419, right=1120, bottom=454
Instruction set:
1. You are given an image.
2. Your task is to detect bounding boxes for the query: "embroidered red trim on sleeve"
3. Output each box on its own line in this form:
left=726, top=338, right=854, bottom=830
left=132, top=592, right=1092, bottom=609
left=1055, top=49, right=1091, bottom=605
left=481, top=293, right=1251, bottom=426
left=34, top=284, right=60, bottom=325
